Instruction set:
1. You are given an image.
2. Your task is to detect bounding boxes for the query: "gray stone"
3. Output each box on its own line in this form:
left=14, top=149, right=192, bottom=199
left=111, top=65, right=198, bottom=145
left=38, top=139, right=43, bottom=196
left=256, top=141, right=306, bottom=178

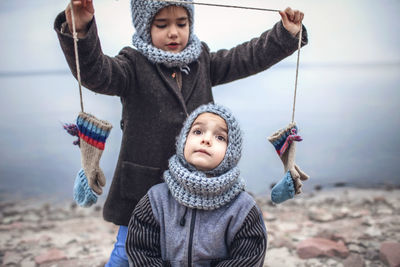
left=308, top=207, right=336, bottom=222
left=263, top=247, right=298, bottom=267
left=2, top=251, right=22, bottom=265
left=343, top=253, right=365, bottom=267
left=20, top=257, right=36, bottom=267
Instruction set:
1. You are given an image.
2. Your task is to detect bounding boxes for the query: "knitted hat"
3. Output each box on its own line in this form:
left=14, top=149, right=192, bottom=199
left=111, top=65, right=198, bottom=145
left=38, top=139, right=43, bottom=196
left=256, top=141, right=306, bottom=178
left=176, top=103, right=243, bottom=176
left=130, top=0, right=202, bottom=67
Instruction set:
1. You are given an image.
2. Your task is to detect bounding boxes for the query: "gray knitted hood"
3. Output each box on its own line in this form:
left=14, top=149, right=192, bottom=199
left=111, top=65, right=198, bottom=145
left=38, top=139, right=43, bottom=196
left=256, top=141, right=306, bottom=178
left=130, top=0, right=202, bottom=67
left=176, top=103, right=243, bottom=176
left=164, top=103, right=245, bottom=210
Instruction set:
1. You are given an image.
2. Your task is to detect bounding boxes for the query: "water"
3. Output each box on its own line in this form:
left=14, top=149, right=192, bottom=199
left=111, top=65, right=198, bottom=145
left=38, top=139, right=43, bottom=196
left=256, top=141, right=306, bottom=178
left=0, top=64, right=399, bottom=200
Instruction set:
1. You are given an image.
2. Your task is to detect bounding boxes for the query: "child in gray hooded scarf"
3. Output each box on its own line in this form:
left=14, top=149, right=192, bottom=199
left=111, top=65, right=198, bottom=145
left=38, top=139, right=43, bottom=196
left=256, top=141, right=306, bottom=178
left=126, top=103, right=267, bottom=266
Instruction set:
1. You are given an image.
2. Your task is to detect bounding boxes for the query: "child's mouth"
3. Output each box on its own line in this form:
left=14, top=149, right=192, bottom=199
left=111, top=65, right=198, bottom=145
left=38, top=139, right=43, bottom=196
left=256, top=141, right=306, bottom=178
left=196, top=149, right=210, bottom=156
left=167, top=43, right=179, bottom=49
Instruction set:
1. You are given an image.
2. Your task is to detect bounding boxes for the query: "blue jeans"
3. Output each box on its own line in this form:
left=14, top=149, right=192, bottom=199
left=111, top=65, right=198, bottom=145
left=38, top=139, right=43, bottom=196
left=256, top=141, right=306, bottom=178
left=105, top=226, right=129, bottom=267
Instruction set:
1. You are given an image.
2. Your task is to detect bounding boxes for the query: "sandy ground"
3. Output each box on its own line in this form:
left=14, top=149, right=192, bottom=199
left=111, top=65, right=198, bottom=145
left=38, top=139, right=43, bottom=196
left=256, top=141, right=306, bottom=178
left=0, top=187, right=399, bottom=266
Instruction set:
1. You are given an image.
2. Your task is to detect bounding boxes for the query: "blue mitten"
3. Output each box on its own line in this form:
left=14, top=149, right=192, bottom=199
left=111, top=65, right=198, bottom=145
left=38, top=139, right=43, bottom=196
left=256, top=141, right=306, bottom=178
left=271, top=171, right=295, bottom=204
left=74, top=168, right=98, bottom=207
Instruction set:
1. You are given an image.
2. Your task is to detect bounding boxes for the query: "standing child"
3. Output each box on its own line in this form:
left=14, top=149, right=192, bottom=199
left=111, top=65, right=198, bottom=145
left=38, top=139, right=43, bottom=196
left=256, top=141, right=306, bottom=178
left=126, top=103, right=267, bottom=266
left=54, top=0, right=307, bottom=265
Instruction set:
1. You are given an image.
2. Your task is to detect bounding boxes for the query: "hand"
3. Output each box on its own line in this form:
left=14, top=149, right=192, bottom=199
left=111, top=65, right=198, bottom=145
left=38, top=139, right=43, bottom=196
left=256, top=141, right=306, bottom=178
left=65, top=0, right=95, bottom=37
left=279, top=7, right=304, bottom=37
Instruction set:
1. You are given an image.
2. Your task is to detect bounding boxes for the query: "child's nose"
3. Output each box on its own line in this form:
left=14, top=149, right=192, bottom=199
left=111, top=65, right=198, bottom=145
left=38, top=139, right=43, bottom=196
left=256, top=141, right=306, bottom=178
left=201, top=133, right=212, bottom=146
left=168, top=25, right=178, bottom=38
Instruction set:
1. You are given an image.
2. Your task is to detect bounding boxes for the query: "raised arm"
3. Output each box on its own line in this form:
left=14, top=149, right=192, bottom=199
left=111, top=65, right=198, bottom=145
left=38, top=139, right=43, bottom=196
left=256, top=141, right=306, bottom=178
left=54, top=10, right=133, bottom=97
left=215, top=206, right=267, bottom=267
left=126, top=194, right=169, bottom=266
left=209, top=8, right=308, bottom=86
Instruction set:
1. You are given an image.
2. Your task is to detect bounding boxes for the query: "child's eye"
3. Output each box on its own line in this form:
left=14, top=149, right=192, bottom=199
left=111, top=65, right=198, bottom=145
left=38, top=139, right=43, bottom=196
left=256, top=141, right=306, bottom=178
left=193, top=129, right=202, bottom=135
left=177, top=23, right=187, bottom=28
left=216, top=135, right=226, bottom=142
left=155, top=24, right=167, bottom=29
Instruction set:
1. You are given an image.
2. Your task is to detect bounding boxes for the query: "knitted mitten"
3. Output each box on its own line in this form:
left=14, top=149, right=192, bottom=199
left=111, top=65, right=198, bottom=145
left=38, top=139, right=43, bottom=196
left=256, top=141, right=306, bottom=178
left=268, top=122, right=309, bottom=202
left=76, top=112, right=112, bottom=195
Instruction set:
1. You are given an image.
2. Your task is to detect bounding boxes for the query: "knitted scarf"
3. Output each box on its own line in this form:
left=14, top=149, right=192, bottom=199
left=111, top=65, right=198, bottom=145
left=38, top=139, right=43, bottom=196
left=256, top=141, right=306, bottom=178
left=132, top=34, right=202, bottom=68
left=164, top=155, right=245, bottom=210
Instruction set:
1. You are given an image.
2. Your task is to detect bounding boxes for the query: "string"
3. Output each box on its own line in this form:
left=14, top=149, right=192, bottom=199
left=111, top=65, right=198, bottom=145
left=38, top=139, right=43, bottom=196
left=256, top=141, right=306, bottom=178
left=292, top=25, right=302, bottom=123
left=156, top=0, right=280, bottom=12
left=69, top=1, right=85, bottom=113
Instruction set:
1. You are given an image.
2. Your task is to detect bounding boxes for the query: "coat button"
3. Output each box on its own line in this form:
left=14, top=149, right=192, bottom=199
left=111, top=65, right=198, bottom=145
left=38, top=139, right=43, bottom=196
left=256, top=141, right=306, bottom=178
left=120, top=120, right=124, bottom=130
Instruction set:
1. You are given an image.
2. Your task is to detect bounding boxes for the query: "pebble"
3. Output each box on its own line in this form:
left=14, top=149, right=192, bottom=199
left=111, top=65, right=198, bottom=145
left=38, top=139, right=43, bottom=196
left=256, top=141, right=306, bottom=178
left=296, top=237, right=349, bottom=259
left=380, top=242, right=400, bottom=267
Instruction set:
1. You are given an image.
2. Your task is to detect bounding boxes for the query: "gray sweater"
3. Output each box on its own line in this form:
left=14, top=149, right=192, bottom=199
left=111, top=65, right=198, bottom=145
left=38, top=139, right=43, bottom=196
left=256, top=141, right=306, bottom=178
left=126, top=183, right=267, bottom=266
left=54, top=11, right=308, bottom=226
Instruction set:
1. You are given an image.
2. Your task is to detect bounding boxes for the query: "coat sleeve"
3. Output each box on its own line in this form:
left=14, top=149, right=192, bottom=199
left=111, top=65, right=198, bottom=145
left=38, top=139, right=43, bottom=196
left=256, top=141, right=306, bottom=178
left=54, top=11, right=134, bottom=97
left=215, top=205, right=267, bottom=267
left=126, top=194, right=170, bottom=267
left=209, top=21, right=308, bottom=86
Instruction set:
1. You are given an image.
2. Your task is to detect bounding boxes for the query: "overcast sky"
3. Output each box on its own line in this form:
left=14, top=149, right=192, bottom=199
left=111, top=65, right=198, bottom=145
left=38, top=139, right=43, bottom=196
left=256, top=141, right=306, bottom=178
left=0, top=0, right=399, bottom=73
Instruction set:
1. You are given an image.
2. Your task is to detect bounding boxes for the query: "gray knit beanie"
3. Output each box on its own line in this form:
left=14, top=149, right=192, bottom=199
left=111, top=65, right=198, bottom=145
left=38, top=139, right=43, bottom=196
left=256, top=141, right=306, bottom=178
left=176, top=103, right=243, bottom=176
left=130, top=0, right=202, bottom=67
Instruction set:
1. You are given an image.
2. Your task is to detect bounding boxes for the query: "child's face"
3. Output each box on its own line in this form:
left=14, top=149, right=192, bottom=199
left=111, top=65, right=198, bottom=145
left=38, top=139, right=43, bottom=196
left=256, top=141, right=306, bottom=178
left=151, top=6, right=190, bottom=53
left=184, top=113, right=228, bottom=171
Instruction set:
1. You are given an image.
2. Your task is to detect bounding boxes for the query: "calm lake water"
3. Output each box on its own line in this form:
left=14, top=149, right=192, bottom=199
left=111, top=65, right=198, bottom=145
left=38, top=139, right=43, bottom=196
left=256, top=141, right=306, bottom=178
left=0, top=64, right=399, bottom=201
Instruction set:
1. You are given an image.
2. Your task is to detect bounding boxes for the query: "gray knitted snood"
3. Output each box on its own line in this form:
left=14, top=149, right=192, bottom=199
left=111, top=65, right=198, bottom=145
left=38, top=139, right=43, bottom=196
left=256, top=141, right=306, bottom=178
left=164, top=103, right=245, bottom=210
left=131, top=0, right=202, bottom=68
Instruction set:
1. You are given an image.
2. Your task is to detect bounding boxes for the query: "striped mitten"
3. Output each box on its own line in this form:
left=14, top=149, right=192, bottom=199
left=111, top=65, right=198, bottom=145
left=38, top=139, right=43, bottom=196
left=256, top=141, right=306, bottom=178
left=268, top=122, right=309, bottom=203
left=76, top=112, right=112, bottom=195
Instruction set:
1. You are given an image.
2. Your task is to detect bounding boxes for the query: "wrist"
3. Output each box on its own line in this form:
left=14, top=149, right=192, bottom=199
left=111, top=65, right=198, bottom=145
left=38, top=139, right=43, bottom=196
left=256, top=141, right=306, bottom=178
left=67, top=23, right=88, bottom=38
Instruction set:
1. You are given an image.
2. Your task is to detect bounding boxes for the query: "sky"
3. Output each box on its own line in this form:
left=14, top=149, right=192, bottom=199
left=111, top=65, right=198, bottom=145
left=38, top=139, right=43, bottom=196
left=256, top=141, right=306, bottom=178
left=0, top=0, right=399, bottom=200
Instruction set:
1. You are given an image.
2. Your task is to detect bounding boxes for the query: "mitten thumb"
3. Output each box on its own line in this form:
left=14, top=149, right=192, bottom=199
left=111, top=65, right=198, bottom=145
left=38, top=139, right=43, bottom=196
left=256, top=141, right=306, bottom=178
left=295, top=164, right=309, bottom=181
left=88, top=169, right=105, bottom=195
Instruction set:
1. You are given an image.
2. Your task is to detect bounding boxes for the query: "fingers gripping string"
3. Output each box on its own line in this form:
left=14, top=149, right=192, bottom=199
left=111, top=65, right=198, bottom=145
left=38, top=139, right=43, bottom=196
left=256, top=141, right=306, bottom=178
left=69, top=1, right=85, bottom=113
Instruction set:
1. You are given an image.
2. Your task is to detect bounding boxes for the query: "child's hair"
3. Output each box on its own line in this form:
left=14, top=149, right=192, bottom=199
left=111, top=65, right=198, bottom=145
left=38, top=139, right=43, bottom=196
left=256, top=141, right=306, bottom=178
left=130, top=0, right=202, bottom=67
left=176, top=103, right=243, bottom=176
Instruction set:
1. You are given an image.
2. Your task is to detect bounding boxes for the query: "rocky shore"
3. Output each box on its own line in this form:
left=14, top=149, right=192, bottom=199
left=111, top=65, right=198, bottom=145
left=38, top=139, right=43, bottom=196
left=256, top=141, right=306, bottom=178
left=1, top=187, right=399, bottom=267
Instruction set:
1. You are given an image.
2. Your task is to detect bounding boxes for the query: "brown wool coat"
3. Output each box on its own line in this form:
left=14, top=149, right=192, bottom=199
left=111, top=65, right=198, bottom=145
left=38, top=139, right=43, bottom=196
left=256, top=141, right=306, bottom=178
left=54, top=11, right=308, bottom=226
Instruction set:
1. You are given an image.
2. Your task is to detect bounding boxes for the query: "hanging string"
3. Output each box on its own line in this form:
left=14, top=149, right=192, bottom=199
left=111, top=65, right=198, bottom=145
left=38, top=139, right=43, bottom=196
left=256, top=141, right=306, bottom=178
left=69, top=1, right=85, bottom=113
left=291, top=25, right=303, bottom=123
left=156, top=0, right=280, bottom=12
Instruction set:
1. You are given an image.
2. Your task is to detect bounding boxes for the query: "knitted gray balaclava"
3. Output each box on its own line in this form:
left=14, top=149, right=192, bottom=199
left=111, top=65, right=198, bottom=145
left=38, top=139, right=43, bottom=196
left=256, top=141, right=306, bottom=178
left=164, top=103, right=245, bottom=210
left=131, top=0, right=202, bottom=68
